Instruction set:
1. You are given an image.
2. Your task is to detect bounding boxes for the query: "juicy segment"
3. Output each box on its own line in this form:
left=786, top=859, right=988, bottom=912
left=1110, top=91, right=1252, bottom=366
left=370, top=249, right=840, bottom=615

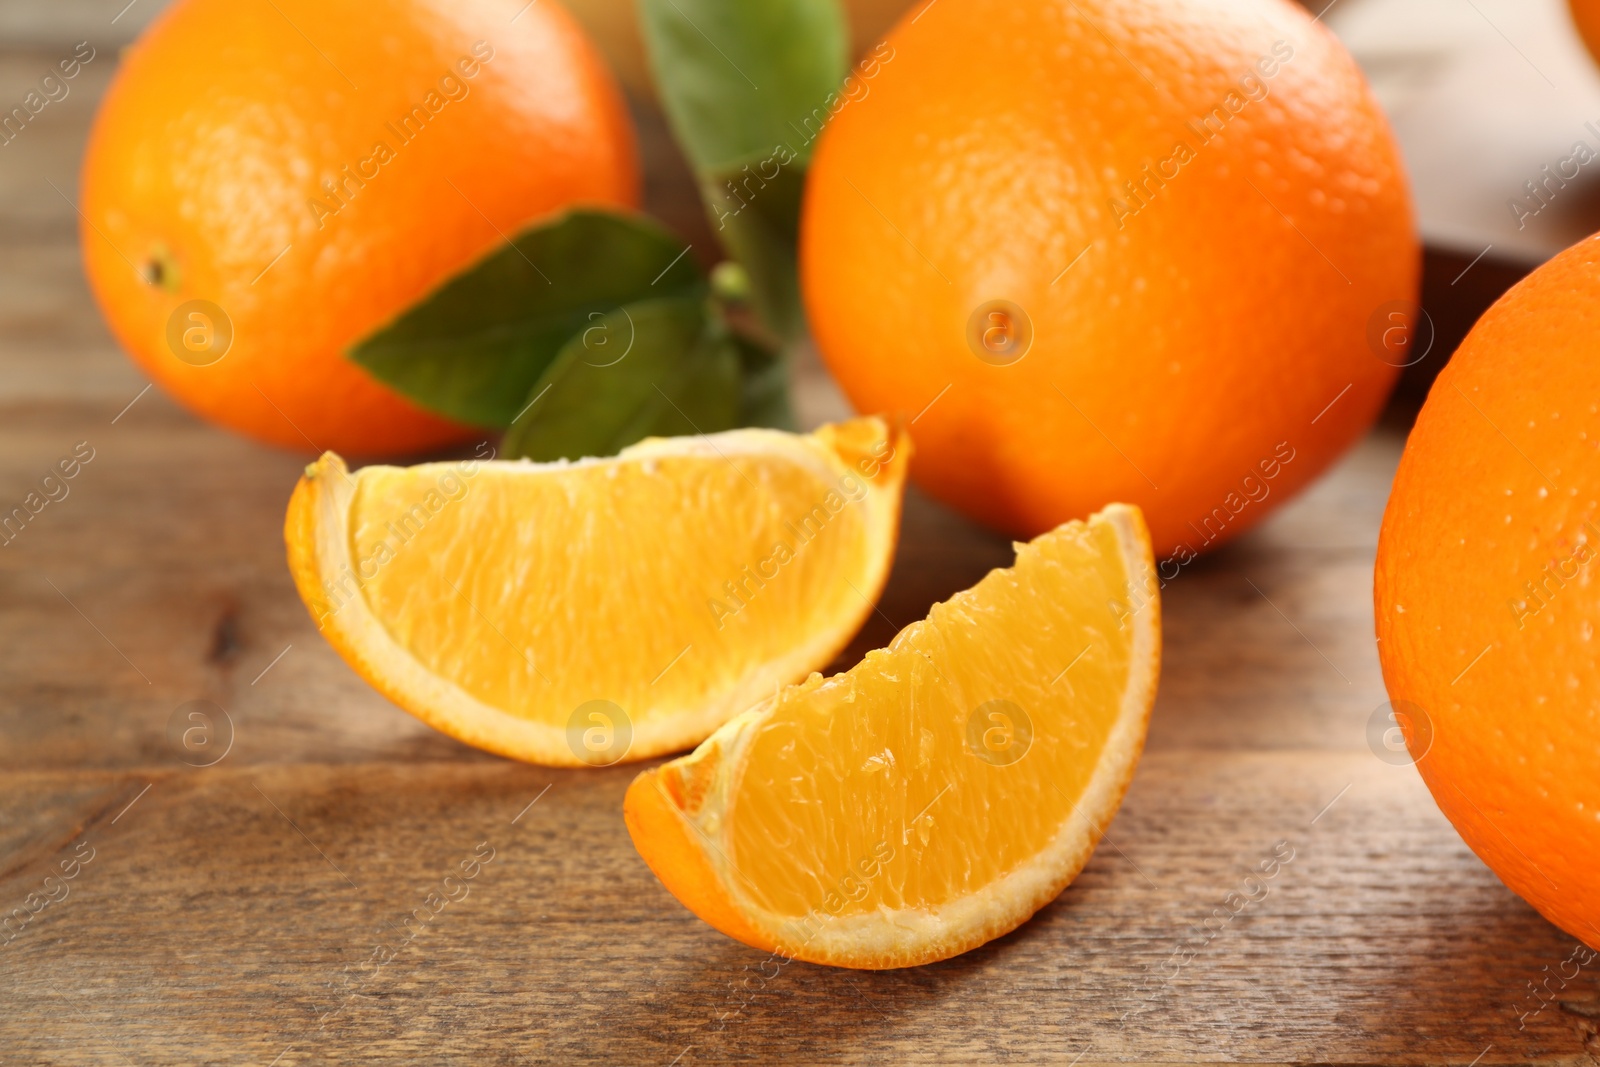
left=350, top=449, right=866, bottom=719
left=626, top=505, right=1159, bottom=968
left=286, top=418, right=909, bottom=765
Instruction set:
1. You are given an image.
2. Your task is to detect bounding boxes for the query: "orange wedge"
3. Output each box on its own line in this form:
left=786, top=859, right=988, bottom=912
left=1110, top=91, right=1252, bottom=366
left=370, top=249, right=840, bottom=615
left=624, top=504, right=1159, bottom=968
left=285, top=418, right=909, bottom=766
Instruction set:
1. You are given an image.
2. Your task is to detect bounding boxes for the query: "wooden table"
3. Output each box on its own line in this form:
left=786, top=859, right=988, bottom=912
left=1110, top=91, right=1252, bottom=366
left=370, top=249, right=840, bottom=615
left=5, top=4, right=1600, bottom=1065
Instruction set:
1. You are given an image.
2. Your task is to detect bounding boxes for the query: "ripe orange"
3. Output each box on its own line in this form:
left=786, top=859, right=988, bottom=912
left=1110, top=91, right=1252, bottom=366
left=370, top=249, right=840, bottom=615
left=81, top=0, right=638, bottom=455
left=286, top=418, right=909, bottom=765
left=626, top=504, right=1158, bottom=968
left=801, top=0, right=1417, bottom=559
left=1376, top=235, right=1600, bottom=952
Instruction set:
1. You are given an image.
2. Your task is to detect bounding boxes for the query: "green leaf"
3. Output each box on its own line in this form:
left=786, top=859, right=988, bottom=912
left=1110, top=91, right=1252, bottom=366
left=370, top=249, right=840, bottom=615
left=501, top=296, right=743, bottom=462
left=637, top=0, right=847, bottom=339
left=348, top=209, right=703, bottom=428
left=635, top=0, right=848, bottom=175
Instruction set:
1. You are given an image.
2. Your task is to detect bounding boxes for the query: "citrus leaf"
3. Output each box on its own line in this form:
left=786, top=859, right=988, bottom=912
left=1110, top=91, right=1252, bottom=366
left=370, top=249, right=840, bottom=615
left=502, top=296, right=742, bottom=462
left=636, top=0, right=846, bottom=339
left=348, top=209, right=702, bottom=428
left=635, top=0, right=847, bottom=175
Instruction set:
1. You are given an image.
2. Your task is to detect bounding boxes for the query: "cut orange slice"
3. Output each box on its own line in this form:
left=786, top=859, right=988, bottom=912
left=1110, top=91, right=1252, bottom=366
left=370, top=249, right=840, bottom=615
left=284, top=418, right=909, bottom=766
left=624, top=504, right=1159, bottom=969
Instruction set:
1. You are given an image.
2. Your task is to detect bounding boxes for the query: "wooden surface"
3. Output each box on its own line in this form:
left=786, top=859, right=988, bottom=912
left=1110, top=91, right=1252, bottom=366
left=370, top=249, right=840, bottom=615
left=6, top=5, right=1600, bottom=1066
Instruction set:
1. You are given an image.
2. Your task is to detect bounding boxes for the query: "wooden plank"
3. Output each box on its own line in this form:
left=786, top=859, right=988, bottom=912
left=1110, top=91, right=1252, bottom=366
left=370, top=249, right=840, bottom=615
left=0, top=754, right=1592, bottom=1065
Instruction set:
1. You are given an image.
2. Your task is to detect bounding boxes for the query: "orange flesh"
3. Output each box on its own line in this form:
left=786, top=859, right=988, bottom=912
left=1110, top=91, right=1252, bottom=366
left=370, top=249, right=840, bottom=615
left=628, top=505, right=1158, bottom=968
left=724, top=517, right=1135, bottom=921
left=348, top=451, right=870, bottom=732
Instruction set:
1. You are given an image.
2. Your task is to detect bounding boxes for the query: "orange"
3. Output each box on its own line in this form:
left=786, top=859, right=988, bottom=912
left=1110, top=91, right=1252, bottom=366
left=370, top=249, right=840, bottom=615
left=81, top=0, right=638, bottom=456
left=801, top=0, right=1417, bottom=559
left=285, top=418, right=909, bottom=765
left=1376, top=235, right=1600, bottom=952
left=626, top=504, right=1159, bottom=968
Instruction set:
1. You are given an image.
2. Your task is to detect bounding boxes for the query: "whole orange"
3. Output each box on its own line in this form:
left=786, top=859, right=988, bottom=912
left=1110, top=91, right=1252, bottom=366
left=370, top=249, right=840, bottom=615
left=800, top=0, right=1417, bottom=559
left=1376, top=235, right=1600, bottom=952
left=81, top=0, right=638, bottom=455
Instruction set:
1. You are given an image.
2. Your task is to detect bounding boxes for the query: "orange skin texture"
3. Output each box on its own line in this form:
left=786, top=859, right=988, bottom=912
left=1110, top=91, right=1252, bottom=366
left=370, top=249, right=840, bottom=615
left=800, top=0, right=1417, bottom=558
left=1376, top=235, right=1600, bottom=952
left=80, top=0, right=639, bottom=457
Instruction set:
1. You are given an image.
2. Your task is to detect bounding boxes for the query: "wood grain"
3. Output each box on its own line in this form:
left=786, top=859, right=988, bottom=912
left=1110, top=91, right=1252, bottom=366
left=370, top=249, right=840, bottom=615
left=2, top=17, right=1599, bottom=1066
left=2, top=755, right=1596, bottom=1065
